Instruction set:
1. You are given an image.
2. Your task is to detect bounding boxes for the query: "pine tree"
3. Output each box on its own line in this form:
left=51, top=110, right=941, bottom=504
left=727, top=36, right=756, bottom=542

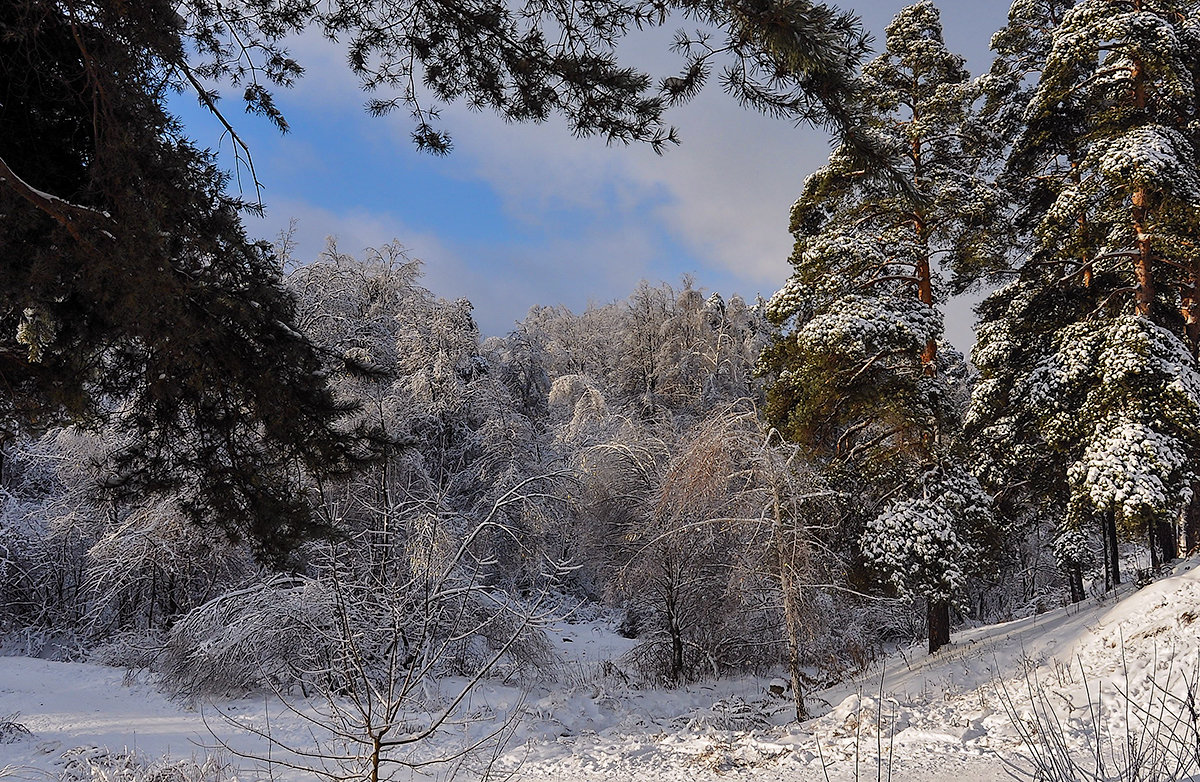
left=1039, top=0, right=1200, bottom=562
left=970, top=0, right=1200, bottom=578
left=966, top=279, right=1093, bottom=597
left=966, top=0, right=1090, bottom=598
left=976, top=0, right=1080, bottom=275
left=0, top=0, right=357, bottom=560
left=1028, top=0, right=1200, bottom=324
left=761, top=2, right=998, bottom=653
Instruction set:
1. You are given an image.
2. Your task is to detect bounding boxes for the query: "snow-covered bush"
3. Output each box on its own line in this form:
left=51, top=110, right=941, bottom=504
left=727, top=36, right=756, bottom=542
left=861, top=466, right=995, bottom=606
left=0, top=428, right=255, bottom=651
left=435, top=591, right=556, bottom=681
left=89, top=629, right=164, bottom=671
left=799, top=594, right=907, bottom=682
left=157, top=574, right=337, bottom=701
left=55, top=748, right=237, bottom=782
left=0, top=430, right=105, bottom=635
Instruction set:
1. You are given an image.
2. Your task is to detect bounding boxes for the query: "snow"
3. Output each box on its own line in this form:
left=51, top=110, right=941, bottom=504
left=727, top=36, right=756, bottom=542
left=0, top=659, right=207, bottom=773
left=7, top=561, right=1200, bottom=781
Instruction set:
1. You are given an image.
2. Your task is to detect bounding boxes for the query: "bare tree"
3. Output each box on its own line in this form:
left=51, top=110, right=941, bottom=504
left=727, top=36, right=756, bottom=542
left=594, top=404, right=843, bottom=718
left=187, top=473, right=569, bottom=781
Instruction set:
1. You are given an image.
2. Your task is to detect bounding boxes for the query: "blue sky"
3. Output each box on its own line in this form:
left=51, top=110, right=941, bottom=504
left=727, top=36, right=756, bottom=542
left=171, top=1, right=1013, bottom=347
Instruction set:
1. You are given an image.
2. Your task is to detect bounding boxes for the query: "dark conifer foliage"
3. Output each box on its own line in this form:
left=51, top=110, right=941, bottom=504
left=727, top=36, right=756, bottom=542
left=969, top=0, right=1200, bottom=578
left=0, top=0, right=353, bottom=560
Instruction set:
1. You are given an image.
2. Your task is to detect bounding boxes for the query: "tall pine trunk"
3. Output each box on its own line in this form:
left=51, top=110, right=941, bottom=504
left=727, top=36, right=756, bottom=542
left=1105, top=511, right=1121, bottom=588
left=1068, top=564, right=1085, bottom=604
left=1181, top=260, right=1200, bottom=554
left=1157, top=520, right=1177, bottom=564
left=1131, top=60, right=1154, bottom=319
left=928, top=598, right=950, bottom=654
left=1149, top=521, right=1161, bottom=569
left=1186, top=498, right=1200, bottom=554
left=912, top=136, right=947, bottom=656
left=916, top=251, right=937, bottom=374
left=1132, top=187, right=1154, bottom=318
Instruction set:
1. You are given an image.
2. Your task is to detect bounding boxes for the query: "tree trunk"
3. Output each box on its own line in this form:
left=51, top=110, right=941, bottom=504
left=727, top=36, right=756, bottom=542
left=669, top=628, right=684, bottom=683
left=1149, top=521, right=1160, bottom=569
left=1181, top=280, right=1200, bottom=357
left=1072, top=158, right=1093, bottom=288
left=165, top=571, right=179, bottom=629
left=1181, top=271, right=1200, bottom=558
left=1157, top=519, right=1177, bottom=564
left=1068, top=564, right=1085, bottom=604
left=148, top=565, right=157, bottom=630
left=373, top=455, right=393, bottom=577
left=1183, top=259, right=1200, bottom=556
left=772, top=481, right=808, bottom=721
left=779, top=560, right=807, bottom=722
left=1105, top=511, right=1121, bottom=588
left=916, top=252, right=937, bottom=375
left=1186, top=492, right=1200, bottom=553
left=370, top=734, right=382, bottom=782
left=1131, top=62, right=1155, bottom=320
left=927, top=598, right=950, bottom=654
left=911, top=130, right=936, bottom=379
left=1133, top=187, right=1154, bottom=318
left=665, top=584, right=684, bottom=684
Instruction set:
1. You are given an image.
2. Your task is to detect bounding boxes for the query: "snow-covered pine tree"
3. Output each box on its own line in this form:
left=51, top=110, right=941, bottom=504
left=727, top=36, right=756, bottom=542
left=1032, top=317, right=1200, bottom=566
left=971, top=0, right=1200, bottom=577
left=980, top=0, right=1077, bottom=147
left=966, top=0, right=1092, bottom=599
left=761, top=1, right=998, bottom=653
left=976, top=0, right=1080, bottom=272
left=967, top=279, right=1094, bottom=599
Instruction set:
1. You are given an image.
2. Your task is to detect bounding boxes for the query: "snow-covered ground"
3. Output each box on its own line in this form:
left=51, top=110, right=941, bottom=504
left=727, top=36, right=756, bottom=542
left=4, top=559, right=1200, bottom=781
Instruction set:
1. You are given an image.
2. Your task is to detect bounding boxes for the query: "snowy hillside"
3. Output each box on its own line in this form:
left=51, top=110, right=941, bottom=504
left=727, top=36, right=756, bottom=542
left=4, top=558, right=1200, bottom=782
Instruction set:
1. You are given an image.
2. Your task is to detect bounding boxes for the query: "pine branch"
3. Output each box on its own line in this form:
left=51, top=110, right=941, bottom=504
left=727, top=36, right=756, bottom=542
left=0, top=154, right=115, bottom=243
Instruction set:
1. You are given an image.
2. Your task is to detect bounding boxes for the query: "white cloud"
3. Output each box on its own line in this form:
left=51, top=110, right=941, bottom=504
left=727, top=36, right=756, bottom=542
left=243, top=25, right=827, bottom=291
left=414, top=87, right=829, bottom=295
left=207, top=1, right=1012, bottom=347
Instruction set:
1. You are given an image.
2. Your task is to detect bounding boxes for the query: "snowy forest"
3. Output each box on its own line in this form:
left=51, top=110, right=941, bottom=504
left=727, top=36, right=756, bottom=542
left=5, top=0, right=1200, bottom=780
